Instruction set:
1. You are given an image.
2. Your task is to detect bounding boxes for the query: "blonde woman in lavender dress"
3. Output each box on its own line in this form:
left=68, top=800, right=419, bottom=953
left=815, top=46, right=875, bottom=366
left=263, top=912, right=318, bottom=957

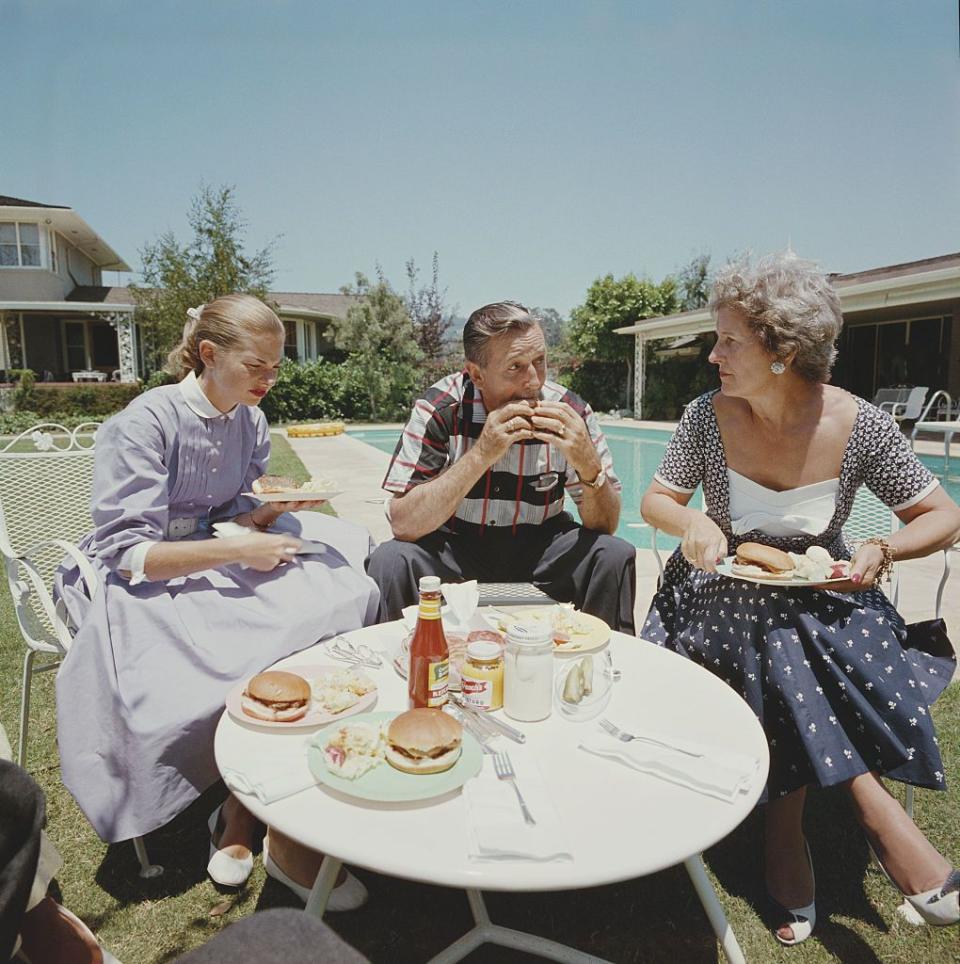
left=56, top=295, right=379, bottom=906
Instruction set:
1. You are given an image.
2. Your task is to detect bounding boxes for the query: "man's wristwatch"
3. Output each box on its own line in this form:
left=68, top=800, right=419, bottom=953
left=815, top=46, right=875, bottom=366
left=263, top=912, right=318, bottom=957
left=578, top=466, right=606, bottom=490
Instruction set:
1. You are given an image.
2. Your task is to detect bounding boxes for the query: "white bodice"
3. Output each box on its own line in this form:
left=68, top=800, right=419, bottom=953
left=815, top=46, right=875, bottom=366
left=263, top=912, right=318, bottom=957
left=727, top=469, right=839, bottom=538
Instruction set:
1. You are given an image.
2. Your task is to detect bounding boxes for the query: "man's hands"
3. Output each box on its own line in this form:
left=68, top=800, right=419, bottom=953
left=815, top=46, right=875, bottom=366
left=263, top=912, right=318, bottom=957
left=680, top=513, right=728, bottom=573
left=476, top=400, right=537, bottom=466
left=529, top=401, right=602, bottom=480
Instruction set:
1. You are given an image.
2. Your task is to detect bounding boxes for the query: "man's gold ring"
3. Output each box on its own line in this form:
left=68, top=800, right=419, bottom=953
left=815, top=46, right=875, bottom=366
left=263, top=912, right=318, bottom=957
left=557, top=425, right=566, bottom=437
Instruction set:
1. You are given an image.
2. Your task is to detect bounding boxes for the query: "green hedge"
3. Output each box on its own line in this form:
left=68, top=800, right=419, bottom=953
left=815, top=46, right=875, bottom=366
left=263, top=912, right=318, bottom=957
left=13, top=383, right=143, bottom=417
left=259, top=359, right=370, bottom=423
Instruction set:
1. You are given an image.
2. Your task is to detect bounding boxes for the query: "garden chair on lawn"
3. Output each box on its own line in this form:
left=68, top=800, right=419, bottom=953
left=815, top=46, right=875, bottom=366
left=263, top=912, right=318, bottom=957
left=0, top=421, right=163, bottom=878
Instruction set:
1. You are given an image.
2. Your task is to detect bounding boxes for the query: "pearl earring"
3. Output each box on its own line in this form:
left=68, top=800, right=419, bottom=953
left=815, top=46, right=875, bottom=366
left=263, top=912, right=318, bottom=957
left=770, top=361, right=786, bottom=375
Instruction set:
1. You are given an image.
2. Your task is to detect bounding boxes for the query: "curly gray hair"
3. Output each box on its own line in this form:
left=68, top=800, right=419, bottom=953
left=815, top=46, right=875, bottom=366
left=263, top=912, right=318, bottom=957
left=709, top=251, right=843, bottom=382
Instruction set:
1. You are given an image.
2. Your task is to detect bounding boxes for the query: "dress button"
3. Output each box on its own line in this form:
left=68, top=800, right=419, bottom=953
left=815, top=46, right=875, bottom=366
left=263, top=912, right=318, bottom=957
left=489, top=520, right=497, bottom=526
left=211, top=467, right=218, bottom=473
left=493, top=486, right=500, bottom=494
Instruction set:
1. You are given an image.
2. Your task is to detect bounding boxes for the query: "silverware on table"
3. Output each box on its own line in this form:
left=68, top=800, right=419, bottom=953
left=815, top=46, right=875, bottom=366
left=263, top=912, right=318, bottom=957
left=449, top=694, right=526, bottom=744
left=598, top=718, right=704, bottom=758
left=492, top=752, right=536, bottom=825
left=324, top=637, right=383, bottom=669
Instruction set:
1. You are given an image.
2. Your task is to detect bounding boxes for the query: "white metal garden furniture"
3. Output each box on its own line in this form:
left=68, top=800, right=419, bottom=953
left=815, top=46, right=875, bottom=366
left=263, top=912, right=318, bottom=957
left=0, top=421, right=162, bottom=877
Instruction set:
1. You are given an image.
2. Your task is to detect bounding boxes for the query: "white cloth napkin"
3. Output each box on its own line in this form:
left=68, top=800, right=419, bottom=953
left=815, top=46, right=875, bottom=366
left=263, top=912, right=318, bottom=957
left=579, top=731, right=761, bottom=803
left=222, top=755, right=315, bottom=805
left=441, top=579, right=480, bottom=631
left=464, top=755, right=572, bottom=862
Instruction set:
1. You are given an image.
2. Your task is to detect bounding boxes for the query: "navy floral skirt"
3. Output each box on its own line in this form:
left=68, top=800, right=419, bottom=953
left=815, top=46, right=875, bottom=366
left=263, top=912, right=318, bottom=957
left=641, top=551, right=955, bottom=799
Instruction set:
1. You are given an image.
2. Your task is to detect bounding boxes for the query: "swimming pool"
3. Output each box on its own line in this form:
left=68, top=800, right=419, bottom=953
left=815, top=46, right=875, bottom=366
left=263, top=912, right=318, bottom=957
left=347, top=426, right=960, bottom=551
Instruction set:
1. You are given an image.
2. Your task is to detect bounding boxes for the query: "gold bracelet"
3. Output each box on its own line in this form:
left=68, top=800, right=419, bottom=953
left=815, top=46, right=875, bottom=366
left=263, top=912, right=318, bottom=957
left=862, top=536, right=895, bottom=582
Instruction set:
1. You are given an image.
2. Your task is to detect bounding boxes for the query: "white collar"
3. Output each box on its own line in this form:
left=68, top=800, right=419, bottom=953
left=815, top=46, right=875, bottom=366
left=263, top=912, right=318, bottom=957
left=178, top=370, right=239, bottom=420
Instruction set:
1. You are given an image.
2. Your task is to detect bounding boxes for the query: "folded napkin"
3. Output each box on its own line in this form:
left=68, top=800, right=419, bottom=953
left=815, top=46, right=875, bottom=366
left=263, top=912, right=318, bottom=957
left=222, top=755, right=315, bottom=805
left=441, top=579, right=479, bottom=631
left=464, top=755, right=572, bottom=862
left=579, top=731, right=761, bottom=803
left=212, top=520, right=330, bottom=557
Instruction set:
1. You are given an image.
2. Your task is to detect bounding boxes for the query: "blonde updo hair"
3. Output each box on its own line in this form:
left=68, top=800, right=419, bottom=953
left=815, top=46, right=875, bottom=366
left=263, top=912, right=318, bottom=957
left=165, top=294, right=284, bottom=380
left=709, top=251, right=843, bottom=383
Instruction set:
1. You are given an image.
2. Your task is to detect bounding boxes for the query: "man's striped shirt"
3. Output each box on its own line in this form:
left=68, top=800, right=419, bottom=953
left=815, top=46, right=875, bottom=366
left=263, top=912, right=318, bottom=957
left=383, top=371, right=621, bottom=536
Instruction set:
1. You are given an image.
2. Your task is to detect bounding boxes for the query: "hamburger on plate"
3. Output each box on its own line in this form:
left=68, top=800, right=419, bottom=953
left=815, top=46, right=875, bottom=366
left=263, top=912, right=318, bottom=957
left=242, top=671, right=311, bottom=722
left=252, top=474, right=337, bottom=496
left=731, top=542, right=851, bottom=582
left=385, top=709, right=462, bottom=775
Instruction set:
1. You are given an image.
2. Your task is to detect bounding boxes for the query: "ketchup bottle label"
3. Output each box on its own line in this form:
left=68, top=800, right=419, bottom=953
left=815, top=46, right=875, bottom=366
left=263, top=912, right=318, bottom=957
left=425, top=659, right=449, bottom=706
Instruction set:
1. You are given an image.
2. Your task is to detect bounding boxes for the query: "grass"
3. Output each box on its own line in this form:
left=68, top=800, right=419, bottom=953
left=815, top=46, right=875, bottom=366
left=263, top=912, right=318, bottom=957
left=2, top=435, right=958, bottom=961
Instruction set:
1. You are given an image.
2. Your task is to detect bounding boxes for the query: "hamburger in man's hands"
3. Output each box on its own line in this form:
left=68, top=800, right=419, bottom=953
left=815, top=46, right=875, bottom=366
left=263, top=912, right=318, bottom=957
left=242, top=670, right=311, bottom=722
left=385, top=709, right=462, bottom=775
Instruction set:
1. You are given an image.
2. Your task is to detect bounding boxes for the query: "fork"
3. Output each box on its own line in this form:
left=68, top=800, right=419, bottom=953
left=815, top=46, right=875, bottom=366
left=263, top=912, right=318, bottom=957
left=492, top=752, right=536, bottom=825
left=598, top=718, right=703, bottom=758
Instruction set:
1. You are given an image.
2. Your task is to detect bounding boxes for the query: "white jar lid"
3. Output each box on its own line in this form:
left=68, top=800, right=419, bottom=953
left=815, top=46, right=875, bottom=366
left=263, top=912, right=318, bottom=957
left=506, top=621, right=552, bottom=645
left=418, top=575, right=441, bottom=591
left=466, top=639, right=501, bottom=661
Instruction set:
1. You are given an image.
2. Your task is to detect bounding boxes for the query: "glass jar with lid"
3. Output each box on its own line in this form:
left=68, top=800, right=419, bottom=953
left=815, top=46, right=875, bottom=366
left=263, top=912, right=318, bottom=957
left=503, top=622, right=554, bottom=722
left=460, top=640, right=503, bottom=711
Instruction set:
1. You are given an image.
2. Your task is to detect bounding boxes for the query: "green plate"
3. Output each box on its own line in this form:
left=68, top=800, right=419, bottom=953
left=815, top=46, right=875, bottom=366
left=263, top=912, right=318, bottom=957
left=306, top=710, right=483, bottom=802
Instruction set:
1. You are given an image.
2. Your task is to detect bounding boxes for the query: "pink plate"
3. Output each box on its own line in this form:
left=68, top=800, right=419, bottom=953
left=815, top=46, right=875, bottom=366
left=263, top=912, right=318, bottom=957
left=225, top=664, right=378, bottom=730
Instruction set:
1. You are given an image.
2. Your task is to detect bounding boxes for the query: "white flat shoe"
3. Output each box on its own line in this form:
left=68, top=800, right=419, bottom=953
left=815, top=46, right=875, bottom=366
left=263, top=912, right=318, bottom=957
left=262, top=835, right=368, bottom=911
left=207, top=804, right=254, bottom=887
left=769, top=839, right=816, bottom=946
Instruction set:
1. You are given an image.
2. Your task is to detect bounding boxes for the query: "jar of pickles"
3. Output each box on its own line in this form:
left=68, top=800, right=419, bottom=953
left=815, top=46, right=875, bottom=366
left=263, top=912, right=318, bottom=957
left=460, top=640, right=504, bottom=711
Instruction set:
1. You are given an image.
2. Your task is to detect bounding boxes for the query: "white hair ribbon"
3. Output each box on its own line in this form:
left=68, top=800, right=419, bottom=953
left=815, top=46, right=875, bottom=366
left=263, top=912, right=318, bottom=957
left=186, top=304, right=206, bottom=322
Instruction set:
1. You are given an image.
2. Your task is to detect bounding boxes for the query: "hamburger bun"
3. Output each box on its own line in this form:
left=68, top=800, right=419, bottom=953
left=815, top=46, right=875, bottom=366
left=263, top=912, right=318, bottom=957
left=242, top=670, right=311, bottom=722
left=385, top=708, right=462, bottom=775
left=734, top=542, right=795, bottom=575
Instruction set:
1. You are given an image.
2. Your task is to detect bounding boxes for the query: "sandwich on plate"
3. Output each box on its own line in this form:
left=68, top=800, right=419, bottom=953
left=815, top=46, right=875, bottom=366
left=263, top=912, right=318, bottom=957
left=242, top=671, right=312, bottom=722
left=385, top=709, right=463, bottom=775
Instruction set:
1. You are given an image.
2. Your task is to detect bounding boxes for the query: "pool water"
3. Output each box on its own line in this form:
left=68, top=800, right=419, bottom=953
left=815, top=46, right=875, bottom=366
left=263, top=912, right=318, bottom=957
left=347, top=427, right=960, bottom=551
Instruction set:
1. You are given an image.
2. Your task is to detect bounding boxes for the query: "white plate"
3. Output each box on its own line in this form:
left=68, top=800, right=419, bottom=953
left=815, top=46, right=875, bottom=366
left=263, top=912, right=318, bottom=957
left=243, top=489, right=342, bottom=503
left=226, top=664, right=377, bottom=730
left=715, top=560, right=848, bottom=588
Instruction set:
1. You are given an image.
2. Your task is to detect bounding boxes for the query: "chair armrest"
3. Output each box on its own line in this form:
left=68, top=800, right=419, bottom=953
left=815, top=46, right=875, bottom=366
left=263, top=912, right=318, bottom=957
left=21, top=538, right=99, bottom=601
left=5, top=555, right=74, bottom=652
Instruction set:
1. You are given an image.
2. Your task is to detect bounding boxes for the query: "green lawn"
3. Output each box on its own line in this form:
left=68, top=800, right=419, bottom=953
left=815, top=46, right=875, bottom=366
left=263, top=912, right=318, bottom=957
left=1, top=434, right=957, bottom=961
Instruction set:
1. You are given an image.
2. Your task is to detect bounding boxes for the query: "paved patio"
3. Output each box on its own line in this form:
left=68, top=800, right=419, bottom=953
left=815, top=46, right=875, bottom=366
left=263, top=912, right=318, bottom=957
left=284, top=428, right=960, bottom=665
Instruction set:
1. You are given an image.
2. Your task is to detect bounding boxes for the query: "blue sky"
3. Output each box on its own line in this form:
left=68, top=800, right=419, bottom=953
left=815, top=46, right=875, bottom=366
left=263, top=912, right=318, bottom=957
left=5, top=0, right=958, bottom=316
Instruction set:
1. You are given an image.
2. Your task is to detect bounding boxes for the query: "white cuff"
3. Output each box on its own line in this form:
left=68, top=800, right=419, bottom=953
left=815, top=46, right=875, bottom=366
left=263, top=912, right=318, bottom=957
left=126, top=541, right=157, bottom=585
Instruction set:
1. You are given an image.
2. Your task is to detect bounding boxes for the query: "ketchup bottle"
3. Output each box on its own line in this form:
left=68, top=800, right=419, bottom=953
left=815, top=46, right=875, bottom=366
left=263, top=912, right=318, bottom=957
left=408, top=575, right=449, bottom=709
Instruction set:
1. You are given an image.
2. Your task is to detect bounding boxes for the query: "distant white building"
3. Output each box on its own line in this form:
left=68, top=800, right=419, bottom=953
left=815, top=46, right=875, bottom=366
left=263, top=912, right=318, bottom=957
left=616, top=252, right=960, bottom=418
left=0, top=194, right=354, bottom=383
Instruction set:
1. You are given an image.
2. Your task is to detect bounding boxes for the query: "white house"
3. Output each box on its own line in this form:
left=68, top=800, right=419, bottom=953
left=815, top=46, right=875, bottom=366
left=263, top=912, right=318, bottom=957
left=616, top=252, right=960, bottom=418
left=0, top=194, right=354, bottom=383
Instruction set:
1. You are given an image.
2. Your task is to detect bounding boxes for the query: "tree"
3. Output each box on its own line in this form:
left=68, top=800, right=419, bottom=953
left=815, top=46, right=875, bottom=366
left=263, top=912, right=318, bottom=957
left=531, top=307, right=567, bottom=348
left=334, top=269, right=423, bottom=420
left=674, top=252, right=712, bottom=311
left=566, top=273, right=678, bottom=410
left=131, top=184, right=275, bottom=374
left=406, top=253, right=454, bottom=366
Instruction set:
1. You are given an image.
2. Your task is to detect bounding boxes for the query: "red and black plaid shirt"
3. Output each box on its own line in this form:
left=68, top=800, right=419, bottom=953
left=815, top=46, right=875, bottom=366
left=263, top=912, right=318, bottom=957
left=383, top=371, right=620, bottom=536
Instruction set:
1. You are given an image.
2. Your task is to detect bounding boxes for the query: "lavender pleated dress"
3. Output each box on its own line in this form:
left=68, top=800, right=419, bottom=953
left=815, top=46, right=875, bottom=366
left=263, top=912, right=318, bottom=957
left=56, top=379, right=380, bottom=842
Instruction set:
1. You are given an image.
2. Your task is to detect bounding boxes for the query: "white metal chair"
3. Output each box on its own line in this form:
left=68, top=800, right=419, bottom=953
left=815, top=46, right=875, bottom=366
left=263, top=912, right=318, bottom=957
left=911, top=390, right=959, bottom=473
left=880, top=386, right=928, bottom=424
left=0, top=422, right=162, bottom=877
left=477, top=582, right=553, bottom=607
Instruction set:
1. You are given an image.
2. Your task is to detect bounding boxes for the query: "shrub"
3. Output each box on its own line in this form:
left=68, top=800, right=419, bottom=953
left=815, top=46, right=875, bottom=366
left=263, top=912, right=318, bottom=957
left=260, top=358, right=383, bottom=423
left=16, top=383, right=143, bottom=417
left=0, top=411, right=107, bottom=435
left=565, top=360, right=627, bottom=412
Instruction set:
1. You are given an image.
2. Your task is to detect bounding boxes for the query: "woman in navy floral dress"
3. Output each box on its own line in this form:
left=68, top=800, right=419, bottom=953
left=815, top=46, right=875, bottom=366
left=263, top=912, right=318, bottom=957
left=640, top=252, right=960, bottom=944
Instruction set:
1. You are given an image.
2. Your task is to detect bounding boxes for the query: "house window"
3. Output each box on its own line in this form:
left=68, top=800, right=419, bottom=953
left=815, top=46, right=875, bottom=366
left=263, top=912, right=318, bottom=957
left=283, top=319, right=299, bottom=361
left=0, top=222, right=42, bottom=267
left=64, top=322, right=87, bottom=371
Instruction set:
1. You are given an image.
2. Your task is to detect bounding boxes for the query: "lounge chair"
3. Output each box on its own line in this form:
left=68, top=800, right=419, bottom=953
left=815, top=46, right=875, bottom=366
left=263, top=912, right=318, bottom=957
left=880, top=386, right=928, bottom=423
left=910, top=390, right=959, bottom=471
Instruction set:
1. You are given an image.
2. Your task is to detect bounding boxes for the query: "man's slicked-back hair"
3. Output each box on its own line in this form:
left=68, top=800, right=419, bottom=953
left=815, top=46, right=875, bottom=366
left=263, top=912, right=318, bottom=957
left=463, top=301, right=538, bottom=366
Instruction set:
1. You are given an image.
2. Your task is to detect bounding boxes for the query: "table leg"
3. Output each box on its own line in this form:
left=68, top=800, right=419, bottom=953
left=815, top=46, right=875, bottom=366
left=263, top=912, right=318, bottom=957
left=303, top=855, right=343, bottom=919
left=684, top=855, right=745, bottom=964
left=427, top=889, right=612, bottom=964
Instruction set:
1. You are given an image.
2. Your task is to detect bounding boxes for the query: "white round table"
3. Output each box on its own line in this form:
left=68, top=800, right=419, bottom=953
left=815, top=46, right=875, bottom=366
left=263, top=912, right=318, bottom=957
left=215, top=620, right=769, bottom=963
